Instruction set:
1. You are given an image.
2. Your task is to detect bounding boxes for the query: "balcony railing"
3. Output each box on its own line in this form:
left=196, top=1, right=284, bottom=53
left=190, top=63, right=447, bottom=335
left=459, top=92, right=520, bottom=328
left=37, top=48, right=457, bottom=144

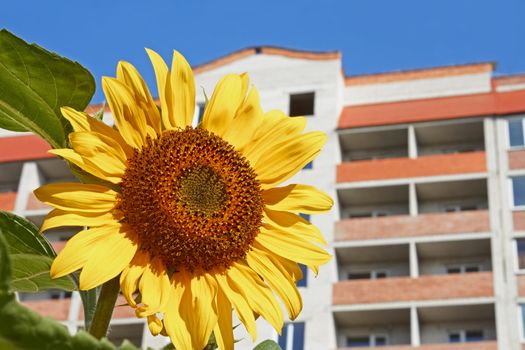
left=335, top=210, right=490, bottom=242
left=337, top=151, right=486, bottom=183
left=337, top=341, right=497, bottom=350
left=333, top=272, right=493, bottom=305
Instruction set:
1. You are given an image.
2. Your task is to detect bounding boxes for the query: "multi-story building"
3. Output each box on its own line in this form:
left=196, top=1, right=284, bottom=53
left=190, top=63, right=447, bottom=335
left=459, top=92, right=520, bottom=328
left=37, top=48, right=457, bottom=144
left=2, top=46, right=525, bottom=350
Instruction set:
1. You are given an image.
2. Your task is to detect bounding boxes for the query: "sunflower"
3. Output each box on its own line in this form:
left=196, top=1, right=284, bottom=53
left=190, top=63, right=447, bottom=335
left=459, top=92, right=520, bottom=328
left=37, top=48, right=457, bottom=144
left=34, top=49, right=332, bottom=349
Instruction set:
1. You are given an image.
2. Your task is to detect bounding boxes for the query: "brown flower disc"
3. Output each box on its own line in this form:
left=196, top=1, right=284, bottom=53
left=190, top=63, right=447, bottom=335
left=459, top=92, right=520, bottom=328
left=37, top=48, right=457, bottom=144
left=117, top=127, right=263, bottom=272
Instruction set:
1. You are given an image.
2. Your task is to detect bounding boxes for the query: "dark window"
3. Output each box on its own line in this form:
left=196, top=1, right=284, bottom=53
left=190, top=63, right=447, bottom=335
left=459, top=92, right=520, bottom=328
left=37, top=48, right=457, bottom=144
left=521, top=305, right=525, bottom=339
left=346, top=336, right=370, bottom=347
left=465, top=266, right=480, bottom=273
left=509, top=119, right=525, bottom=147
left=374, top=336, right=387, bottom=346
left=278, top=324, right=288, bottom=349
left=292, top=322, right=305, bottom=350
left=303, top=161, right=313, bottom=170
left=517, top=238, right=525, bottom=270
left=299, top=213, right=310, bottom=222
left=447, top=267, right=461, bottom=274
left=448, top=332, right=461, bottom=343
left=297, top=264, right=308, bottom=287
left=348, top=272, right=371, bottom=280
left=289, top=92, right=315, bottom=116
left=465, top=330, right=484, bottom=342
left=375, top=271, right=387, bottom=279
left=512, top=177, right=525, bottom=207
left=197, top=103, right=206, bottom=124
left=278, top=323, right=305, bottom=350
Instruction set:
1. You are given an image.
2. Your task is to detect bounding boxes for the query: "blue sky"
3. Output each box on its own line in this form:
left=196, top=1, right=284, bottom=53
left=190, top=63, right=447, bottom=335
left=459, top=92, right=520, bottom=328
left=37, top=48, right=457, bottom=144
left=2, top=0, right=524, bottom=102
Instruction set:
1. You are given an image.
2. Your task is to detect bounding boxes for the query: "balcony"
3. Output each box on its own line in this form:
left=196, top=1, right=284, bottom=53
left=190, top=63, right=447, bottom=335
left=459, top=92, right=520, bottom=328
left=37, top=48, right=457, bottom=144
left=337, top=151, right=486, bottom=183
left=335, top=304, right=496, bottom=349
left=333, top=272, right=493, bottom=305
left=335, top=210, right=490, bottom=242
left=337, top=342, right=497, bottom=350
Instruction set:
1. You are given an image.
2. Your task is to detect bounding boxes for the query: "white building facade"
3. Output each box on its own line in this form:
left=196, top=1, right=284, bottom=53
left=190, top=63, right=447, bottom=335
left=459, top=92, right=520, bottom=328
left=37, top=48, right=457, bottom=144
left=1, top=47, right=525, bottom=350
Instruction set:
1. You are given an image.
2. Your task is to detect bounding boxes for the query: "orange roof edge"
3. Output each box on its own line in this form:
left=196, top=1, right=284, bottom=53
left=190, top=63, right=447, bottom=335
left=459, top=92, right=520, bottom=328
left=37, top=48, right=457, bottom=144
left=85, top=46, right=341, bottom=113
left=345, top=62, right=496, bottom=86
left=338, top=89, right=525, bottom=129
left=494, top=73, right=525, bottom=87
left=193, top=46, right=341, bottom=74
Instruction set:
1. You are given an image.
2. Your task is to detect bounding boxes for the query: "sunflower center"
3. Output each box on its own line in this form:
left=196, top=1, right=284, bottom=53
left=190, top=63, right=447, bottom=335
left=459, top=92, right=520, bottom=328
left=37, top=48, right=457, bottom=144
left=117, top=127, right=263, bottom=272
left=178, top=165, right=228, bottom=215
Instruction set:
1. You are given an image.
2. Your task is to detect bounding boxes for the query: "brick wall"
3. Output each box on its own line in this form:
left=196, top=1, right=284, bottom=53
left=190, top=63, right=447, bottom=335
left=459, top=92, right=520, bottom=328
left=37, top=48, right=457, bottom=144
left=337, top=151, right=486, bottom=183
left=0, top=192, right=16, bottom=211
left=514, top=211, right=525, bottom=231
left=335, top=210, right=490, bottom=241
left=509, top=149, right=525, bottom=170
left=333, top=272, right=493, bottom=305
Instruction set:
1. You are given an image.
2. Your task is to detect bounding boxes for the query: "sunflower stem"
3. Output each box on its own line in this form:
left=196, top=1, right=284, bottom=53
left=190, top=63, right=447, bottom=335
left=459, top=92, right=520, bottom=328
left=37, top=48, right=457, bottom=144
left=89, top=276, right=120, bottom=339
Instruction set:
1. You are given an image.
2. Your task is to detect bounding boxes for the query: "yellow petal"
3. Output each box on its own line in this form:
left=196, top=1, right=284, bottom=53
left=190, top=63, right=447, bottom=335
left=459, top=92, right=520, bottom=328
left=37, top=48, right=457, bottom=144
left=136, top=257, right=171, bottom=317
left=116, top=61, right=161, bottom=134
left=165, top=271, right=218, bottom=350
left=215, top=271, right=257, bottom=341
left=147, top=315, right=164, bottom=336
left=255, top=225, right=331, bottom=275
left=34, top=183, right=116, bottom=213
left=213, top=287, right=234, bottom=350
left=170, top=50, right=195, bottom=128
left=60, top=107, right=132, bottom=157
left=145, top=48, right=175, bottom=131
left=255, top=132, right=327, bottom=189
left=102, top=77, right=148, bottom=148
left=228, top=262, right=284, bottom=333
left=264, top=207, right=327, bottom=246
left=243, top=111, right=306, bottom=165
left=49, top=149, right=122, bottom=185
left=246, top=248, right=302, bottom=320
left=50, top=224, right=121, bottom=279
left=263, top=184, right=333, bottom=214
left=69, top=132, right=128, bottom=179
left=40, top=208, right=116, bottom=232
left=120, top=251, right=149, bottom=307
left=201, top=74, right=244, bottom=136
left=79, top=225, right=137, bottom=290
left=222, top=86, right=263, bottom=151
left=164, top=278, right=192, bottom=350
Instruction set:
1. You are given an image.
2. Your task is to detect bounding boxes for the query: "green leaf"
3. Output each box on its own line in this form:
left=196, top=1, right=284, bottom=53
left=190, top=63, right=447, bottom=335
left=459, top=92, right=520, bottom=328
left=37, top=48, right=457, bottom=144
left=253, top=340, right=282, bottom=350
left=79, top=286, right=98, bottom=330
left=0, top=232, right=11, bottom=293
left=0, top=234, right=138, bottom=350
left=0, top=29, right=95, bottom=148
left=0, top=211, right=76, bottom=292
left=10, top=254, right=75, bottom=292
left=0, top=211, right=55, bottom=257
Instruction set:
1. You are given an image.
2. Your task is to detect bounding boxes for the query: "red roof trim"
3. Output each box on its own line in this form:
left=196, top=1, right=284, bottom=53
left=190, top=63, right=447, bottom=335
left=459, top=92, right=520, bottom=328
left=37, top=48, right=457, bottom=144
left=345, top=62, right=494, bottom=86
left=339, top=89, right=525, bottom=129
left=0, top=135, right=53, bottom=163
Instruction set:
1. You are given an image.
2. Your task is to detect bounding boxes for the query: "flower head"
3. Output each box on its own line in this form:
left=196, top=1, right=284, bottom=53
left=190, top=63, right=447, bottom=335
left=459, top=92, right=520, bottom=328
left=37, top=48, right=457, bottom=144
left=34, top=49, right=332, bottom=349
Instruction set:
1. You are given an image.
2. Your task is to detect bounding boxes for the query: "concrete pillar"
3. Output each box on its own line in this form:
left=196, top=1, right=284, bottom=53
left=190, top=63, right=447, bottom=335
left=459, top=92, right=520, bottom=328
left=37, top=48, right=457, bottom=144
left=409, top=183, right=418, bottom=217
left=66, top=292, right=81, bottom=334
left=408, top=125, right=418, bottom=159
left=410, top=306, right=420, bottom=346
left=14, top=161, right=43, bottom=215
left=409, top=242, right=419, bottom=278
